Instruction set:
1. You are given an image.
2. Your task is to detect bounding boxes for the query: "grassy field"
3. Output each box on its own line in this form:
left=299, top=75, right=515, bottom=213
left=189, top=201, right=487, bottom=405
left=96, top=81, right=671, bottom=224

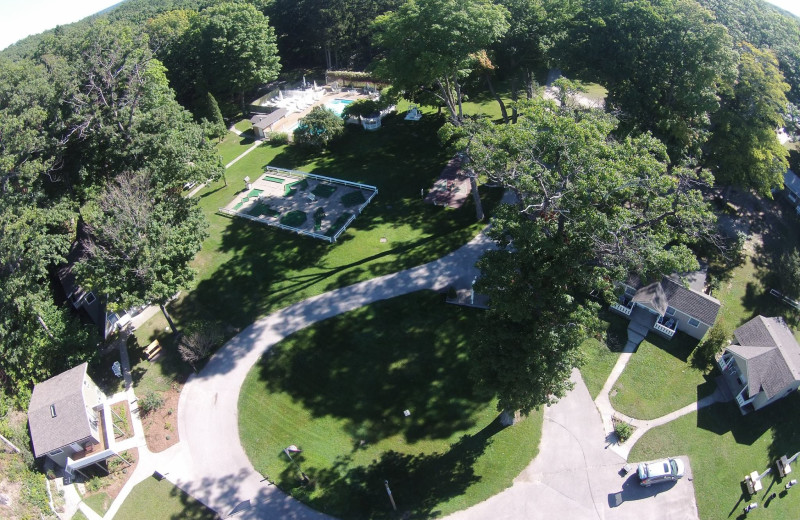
left=630, top=394, right=800, bottom=520
left=113, top=476, right=217, bottom=520
left=578, top=312, right=629, bottom=399
left=83, top=491, right=111, bottom=516
left=217, top=130, right=256, bottom=165
left=239, top=291, right=543, bottom=519
left=610, top=333, right=714, bottom=420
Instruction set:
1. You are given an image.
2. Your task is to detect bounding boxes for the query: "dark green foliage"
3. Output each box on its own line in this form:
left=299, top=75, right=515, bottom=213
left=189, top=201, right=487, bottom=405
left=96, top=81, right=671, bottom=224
left=267, top=132, right=289, bottom=145
left=614, top=420, right=634, bottom=442
left=690, top=320, right=731, bottom=370
left=203, top=91, right=227, bottom=141
left=341, top=99, right=389, bottom=119
left=293, top=107, right=344, bottom=148
left=777, top=250, right=800, bottom=300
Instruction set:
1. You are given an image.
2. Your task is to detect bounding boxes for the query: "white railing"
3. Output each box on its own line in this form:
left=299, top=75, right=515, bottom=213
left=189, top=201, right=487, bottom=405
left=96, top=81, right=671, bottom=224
left=736, top=388, right=755, bottom=408
left=718, top=354, right=733, bottom=371
left=610, top=302, right=632, bottom=316
left=66, top=448, right=116, bottom=472
left=264, top=166, right=378, bottom=193
left=653, top=321, right=676, bottom=337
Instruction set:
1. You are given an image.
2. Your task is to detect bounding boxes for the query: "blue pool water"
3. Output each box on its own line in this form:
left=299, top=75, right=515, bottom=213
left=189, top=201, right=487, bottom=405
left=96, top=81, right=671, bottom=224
left=325, top=98, right=355, bottom=116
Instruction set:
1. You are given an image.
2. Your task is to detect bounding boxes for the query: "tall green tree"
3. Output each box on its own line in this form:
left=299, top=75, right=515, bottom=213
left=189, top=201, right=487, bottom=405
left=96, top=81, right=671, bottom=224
left=293, top=106, right=344, bottom=149
left=196, top=2, right=281, bottom=109
left=461, top=99, right=716, bottom=413
left=373, top=0, right=510, bottom=124
left=564, top=0, right=736, bottom=158
left=707, top=44, right=790, bottom=196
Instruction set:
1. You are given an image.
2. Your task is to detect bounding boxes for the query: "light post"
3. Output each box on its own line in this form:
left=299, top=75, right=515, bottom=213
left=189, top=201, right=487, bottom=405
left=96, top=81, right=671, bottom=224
left=384, top=480, right=397, bottom=511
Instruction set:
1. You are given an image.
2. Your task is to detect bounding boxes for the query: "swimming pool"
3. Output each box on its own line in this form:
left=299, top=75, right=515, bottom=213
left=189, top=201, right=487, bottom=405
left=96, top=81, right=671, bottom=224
left=325, top=98, right=354, bottom=116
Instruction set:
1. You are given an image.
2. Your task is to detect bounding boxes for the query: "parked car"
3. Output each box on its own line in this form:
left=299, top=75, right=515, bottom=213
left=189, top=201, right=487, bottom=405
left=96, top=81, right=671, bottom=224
left=637, top=457, right=684, bottom=486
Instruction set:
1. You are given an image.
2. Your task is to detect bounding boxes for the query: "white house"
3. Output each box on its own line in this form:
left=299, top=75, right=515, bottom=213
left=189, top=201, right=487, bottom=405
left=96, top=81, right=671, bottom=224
left=611, top=275, right=721, bottom=348
left=717, top=316, right=800, bottom=414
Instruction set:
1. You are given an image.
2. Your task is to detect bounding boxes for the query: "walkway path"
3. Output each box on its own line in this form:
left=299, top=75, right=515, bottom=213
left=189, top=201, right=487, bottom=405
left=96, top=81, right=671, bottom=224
left=593, top=340, right=728, bottom=460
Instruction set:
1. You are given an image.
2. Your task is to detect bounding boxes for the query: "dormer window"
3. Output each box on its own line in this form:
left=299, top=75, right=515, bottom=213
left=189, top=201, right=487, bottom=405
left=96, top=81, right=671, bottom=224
left=85, top=292, right=96, bottom=304
left=50, top=405, right=57, bottom=418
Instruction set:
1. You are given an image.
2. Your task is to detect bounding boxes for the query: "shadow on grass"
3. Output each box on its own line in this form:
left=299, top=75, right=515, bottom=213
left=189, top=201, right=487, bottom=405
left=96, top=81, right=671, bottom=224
left=285, top=418, right=506, bottom=519
left=257, top=292, right=491, bottom=444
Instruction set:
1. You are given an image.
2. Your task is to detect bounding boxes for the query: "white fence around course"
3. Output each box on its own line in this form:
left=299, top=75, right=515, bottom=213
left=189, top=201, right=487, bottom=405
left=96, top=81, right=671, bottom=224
left=220, top=166, right=378, bottom=243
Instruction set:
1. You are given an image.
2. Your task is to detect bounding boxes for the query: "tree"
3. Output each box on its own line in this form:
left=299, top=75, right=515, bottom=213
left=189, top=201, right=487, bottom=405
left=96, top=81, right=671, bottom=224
left=195, top=2, right=281, bottom=109
left=563, top=0, right=736, bottom=158
left=777, top=250, right=800, bottom=301
left=690, top=320, right=730, bottom=370
left=178, top=322, right=223, bottom=372
left=373, top=0, right=509, bottom=124
left=706, top=44, right=790, bottom=196
left=203, top=91, right=227, bottom=141
left=76, top=170, right=209, bottom=325
left=462, top=99, right=716, bottom=413
left=293, top=106, right=344, bottom=148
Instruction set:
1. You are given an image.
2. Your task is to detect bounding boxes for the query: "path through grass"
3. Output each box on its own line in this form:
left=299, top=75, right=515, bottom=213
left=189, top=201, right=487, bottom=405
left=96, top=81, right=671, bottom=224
left=239, top=291, right=542, bottom=519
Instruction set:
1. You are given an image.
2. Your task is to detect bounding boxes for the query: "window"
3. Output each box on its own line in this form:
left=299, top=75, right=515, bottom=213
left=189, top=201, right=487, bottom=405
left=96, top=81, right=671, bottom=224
left=688, top=318, right=700, bottom=327
left=665, top=306, right=676, bottom=317
left=49, top=448, right=63, bottom=456
left=85, top=292, right=96, bottom=304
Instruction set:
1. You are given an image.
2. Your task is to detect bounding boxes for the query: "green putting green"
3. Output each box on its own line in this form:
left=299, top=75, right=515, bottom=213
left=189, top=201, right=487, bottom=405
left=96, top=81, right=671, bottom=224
left=340, top=190, right=367, bottom=207
left=263, top=175, right=284, bottom=183
left=247, top=189, right=264, bottom=197
left=280, top=210, right=307, bottom=227
left=311, top=184, right=337, bottom=198
left=247, top=202, right=279, bottom=218
left=233, top=202, right=244, bottom=210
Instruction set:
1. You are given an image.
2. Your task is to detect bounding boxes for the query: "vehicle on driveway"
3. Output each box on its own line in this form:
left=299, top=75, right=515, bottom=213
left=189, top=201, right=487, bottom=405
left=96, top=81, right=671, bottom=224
left=637, top=457, right=685, bottom=486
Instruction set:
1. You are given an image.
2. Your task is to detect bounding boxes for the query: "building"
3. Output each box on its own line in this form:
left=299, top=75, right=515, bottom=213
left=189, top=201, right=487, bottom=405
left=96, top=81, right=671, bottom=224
left=784, top=169, right=800, bottom=214
left=611, top=274, right=721, bottom=348
left=27, top=363, right=116, bottom=473
left=250, top=109, right=288, bottom=138
left=718, top=316, right=800, bottom=414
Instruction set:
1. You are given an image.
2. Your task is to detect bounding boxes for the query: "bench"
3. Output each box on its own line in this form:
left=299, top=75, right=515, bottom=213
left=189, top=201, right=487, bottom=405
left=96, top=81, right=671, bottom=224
left=144, top=340, right=162, bottom=361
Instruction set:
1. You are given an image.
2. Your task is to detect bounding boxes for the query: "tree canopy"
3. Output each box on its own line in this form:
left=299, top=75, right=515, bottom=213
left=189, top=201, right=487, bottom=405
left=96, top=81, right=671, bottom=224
left=373, top=0, right=510, bottom=124
left=293, top=106, right=345, bottom=148
left=457, top=98, right=715, bottom=412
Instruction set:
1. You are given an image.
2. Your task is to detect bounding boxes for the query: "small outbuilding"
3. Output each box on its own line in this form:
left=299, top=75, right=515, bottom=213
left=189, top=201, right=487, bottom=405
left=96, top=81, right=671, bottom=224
left=250, top=108, right=288, bottom=138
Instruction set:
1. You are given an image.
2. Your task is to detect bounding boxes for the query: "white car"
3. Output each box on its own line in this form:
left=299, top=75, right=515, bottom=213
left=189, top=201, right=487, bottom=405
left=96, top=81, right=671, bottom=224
left=637, top=457, right=685, bottom=486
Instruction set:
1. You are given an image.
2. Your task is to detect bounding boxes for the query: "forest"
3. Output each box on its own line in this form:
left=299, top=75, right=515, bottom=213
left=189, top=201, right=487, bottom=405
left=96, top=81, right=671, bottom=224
left=1, top=0, right=799, bottom=414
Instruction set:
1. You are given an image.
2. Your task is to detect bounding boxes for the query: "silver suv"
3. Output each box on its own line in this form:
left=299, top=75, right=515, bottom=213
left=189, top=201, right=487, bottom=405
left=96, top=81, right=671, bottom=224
left=637, top=457, right=685, bottom=486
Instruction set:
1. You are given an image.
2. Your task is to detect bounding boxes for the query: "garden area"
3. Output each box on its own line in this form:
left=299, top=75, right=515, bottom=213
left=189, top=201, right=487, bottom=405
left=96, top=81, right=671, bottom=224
left=239, top=291, right=542, bottom=519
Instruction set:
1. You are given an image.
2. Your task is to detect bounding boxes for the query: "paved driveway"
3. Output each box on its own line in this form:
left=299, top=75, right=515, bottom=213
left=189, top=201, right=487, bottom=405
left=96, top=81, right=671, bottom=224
left=445, top=371, right=699, bottom=520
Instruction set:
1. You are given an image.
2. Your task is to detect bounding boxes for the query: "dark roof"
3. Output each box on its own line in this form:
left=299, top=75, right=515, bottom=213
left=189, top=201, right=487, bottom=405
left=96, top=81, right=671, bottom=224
left=251, top=108, right=287, bottom=130
left=631, top=281, right=668, bottom=315
left=28, top=363, right=94, bottom=457
left=785, top=169, right=800, bottom=195
left=730, top=316, right=800, bottom=399
left=659, top=277, right=720, bottom=325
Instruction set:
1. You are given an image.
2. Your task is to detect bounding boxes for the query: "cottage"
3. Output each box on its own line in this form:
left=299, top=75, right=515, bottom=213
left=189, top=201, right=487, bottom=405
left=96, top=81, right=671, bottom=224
left=718, top=316, right=800, bottom=414
left=27, top=363, right=115, bottom=473
left=611, top=274, right=721, bottom=348
left=250, top=108, right=288, bottom=138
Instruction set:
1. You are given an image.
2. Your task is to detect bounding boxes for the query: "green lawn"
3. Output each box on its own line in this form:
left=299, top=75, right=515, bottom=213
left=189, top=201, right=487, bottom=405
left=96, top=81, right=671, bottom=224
left=73, top=511, right=89, bottom=520
left=630, top=394, right=800, bottom=520
left=239, top=291, right=543, bottom=519
left=113, top=476, right=217, bottom=520
left=217, top=130, right=255, bottom=165
left=164, top=112, right=503, bottom=335
left=578, top=312, right=629, bottom=399
left=233, top=119, right=253, bottom=132
left=83, top=491, right=111, bottom=516
left=610, top=333, right=714, bottom=420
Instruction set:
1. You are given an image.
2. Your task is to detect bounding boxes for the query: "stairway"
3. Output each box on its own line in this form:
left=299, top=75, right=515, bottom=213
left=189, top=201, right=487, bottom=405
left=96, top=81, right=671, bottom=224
left=624, top=306, right=656, bottom=351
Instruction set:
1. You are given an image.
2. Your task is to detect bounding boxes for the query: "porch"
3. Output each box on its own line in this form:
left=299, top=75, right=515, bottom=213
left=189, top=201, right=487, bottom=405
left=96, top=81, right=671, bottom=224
left=609, top=296, right=677, bottom=339
left=70, top=405, right=109, bottom=461
left=716, top=353, right=755, bottom=414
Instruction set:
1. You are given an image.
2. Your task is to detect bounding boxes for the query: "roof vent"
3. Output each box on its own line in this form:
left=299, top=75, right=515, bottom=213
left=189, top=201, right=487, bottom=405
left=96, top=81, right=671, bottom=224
left=50, top=405, right=57, bottom=418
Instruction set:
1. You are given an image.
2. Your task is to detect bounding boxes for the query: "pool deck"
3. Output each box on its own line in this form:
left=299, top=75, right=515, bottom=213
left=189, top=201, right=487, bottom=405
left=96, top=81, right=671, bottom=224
left=271, top=90, right=371, bottom=139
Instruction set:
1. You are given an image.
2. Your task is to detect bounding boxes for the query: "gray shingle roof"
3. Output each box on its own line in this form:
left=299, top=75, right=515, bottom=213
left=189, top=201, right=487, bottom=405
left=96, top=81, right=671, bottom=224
left=731, top=316, right=800, bottom=400
left=658, top=277, right=720, bottom=325
left=250, top=109, right=287, bottom=130
left=631, top=281, right=668, bottom=315
left=28, top=363, right=93, bottom=457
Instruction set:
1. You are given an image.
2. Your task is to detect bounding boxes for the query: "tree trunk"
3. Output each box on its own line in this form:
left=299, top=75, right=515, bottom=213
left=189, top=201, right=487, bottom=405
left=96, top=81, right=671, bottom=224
left=456, top=77, right=464, bottom=121
left=470, top=176, right=484, bottom=221
left=485, top=74, right=508, bottom=124
left=499, top=409, right=522, bottom=426
left=525, top=68, right=535, bottom=100
left=510, top=76, right=520, bottom=124
left=159, top=303, right=179, bottom=338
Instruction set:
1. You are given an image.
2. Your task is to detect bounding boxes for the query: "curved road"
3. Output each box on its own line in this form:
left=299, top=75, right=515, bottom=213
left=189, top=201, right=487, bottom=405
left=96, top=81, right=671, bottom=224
left=164, top=224, right=700, bottom=520
left=170, top=230, right=494, bottom=519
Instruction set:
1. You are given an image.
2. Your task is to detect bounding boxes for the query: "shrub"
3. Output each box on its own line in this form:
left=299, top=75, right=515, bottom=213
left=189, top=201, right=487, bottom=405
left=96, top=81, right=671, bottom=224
left=293, top=107, right=344, bottom=149
left=267, top=132, right=289, bottom=145
left=690, top=321, right=731, bottom=370
left=138, top=392, right=164, bottom=415
left=85, top=476, right=103, bottom=493
left=614, top=421, right=634, bottom=443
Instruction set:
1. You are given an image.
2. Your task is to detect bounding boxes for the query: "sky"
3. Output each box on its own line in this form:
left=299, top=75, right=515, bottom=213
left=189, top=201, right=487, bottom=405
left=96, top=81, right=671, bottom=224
left=0, top=0, right=799, bottom=51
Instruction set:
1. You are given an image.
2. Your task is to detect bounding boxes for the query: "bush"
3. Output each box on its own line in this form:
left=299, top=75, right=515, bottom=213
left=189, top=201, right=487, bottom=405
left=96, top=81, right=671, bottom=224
left=293, top=107, right=344, bottom=149
left=614, top=420, right=634, bottom=443
left=138, top=392, right=164, bottom=415
left=85, top=476, right=103, bottom=493
left=690, top=321, right=730, bottom=370
left=267, top=132, right=289, bottom=145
